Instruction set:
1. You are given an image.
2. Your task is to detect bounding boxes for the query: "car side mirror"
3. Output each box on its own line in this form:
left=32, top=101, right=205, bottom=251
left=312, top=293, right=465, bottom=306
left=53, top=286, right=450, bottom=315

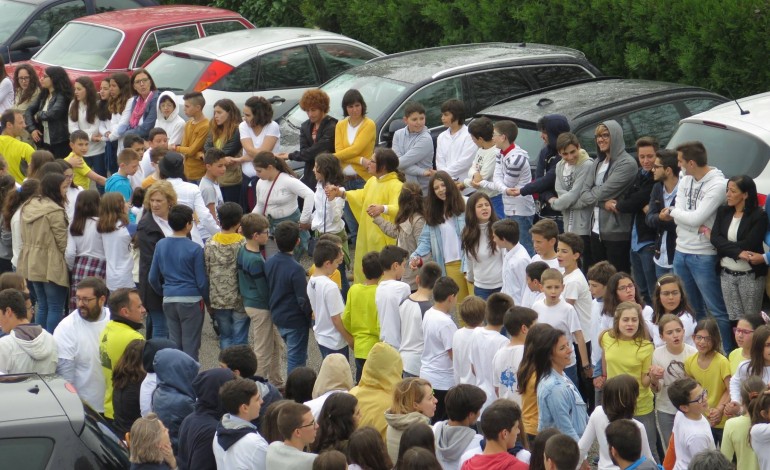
left=10, top=36, right=40, bottom=51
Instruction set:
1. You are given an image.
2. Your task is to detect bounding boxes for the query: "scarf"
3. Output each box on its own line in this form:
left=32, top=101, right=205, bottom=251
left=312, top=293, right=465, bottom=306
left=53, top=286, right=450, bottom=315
left=129, top=91, right=153, bottom=128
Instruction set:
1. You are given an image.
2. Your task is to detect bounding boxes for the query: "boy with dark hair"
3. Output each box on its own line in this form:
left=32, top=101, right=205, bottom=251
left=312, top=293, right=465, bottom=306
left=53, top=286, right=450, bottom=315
left=399, top=261, right=441, bottom=378
left=342, top=251, right=382, bottom=381
left=436, top=99, right=476, bottom=181
left=460, top=399, right=528, bottom=469
left=493, top=219, right=531, bottom=305
left=434, top=383, right=487, bottom=470
left=264, top=221, right=312, bottom=375
left=308, top=240, right=352, bottom=358
left=530, top=218, right=560, bottom=270
left=493, top=306, right=537, bottom=404
left=605, top=419, right=658, bottom=469
left=586, top=260, right=617, bottom=402
left=218, top=345, right=283, bottom=429
left=453, top=296, right=485, bottom=386
left=421, top=276, right=460, bottom=423
left=470, top=292, right=513, bottom=410
left=200, top=148, right=226, bottom=223
left=205, top=201, right=247, bottom=350
left=142, top=146, right=167, bottom=188
left=0, top=288, right=57, bottom=374
left=237, top=213, right=283, bottom=387
left=393, top=100, right=434, bottom=193
left=66, top=129, right=107, bottom=189
left=667, top=377, right=715, bottom=469
left=213, top=378, right=268, bottom=470
left=376, top=245, right=410, bottom=349
left=521, top=260, right=548, bottom=309
left=139, top=128, right=168, bottom=188
left=105, top=148, right=141, bottom=220
left=461, top=117, right=499, bottom=203
left=148, top=205, right=209, bottom=360
left=172, top=92, right=209, bottom=182
left=544, top=433, right=580, bottom=470
left=266, top=402, right=318, bottom=469
left=646, top=149, right=679, bottom=278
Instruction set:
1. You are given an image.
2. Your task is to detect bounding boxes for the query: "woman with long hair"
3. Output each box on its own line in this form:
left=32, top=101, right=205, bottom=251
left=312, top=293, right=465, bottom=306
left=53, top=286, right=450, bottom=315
left=600, top=272, right=659, bottom=347
left=118, top=68, right=158, bottom=140
left=128, top=413, right=176, bottom=469
left=24, top=66, right=73, bottom=157
left=13, top=64, right=41, bottom=112
left=204, top=98, right=242, bottom=204
left=238, top=96, right=279, bottom=210
left=97, top=192, right=134, bottom=292
left=393, top=423, right=436, bottom=470
left=57, top=158, right=82, bottom=221
left=0, top=175, right=17, bottom=273
left=104, top=72, right=132, bottom=173
left=348, top=426, right=393, bottom=470
left=68, top=76, right=107, bottom=187
left=652, top=274, right=697, bottom=346
left=728, top=324, right=770, bottom=414
left=17, top=173, right=69, bottom=332
left=727, top=312, right=767, bottom=375
left=384, top=378, right=437, bottom=461
left=5, top=178, right=39, bottom=270
left=517, top=323, right=560, bottom=440
left=461, top=191, right=502, bottom=299
left=113, top=338, right=146, bottom=437
left=326, top=148, right=403, bottom=283
left=26, top=149, right=54, bottom=180
left=311, top=392, right=360, bottom=454
left=410, top=170, right=468, bottom=301
left=64, top=190, right=105, bottom=310
left=0, top=56, right=13, bottom=113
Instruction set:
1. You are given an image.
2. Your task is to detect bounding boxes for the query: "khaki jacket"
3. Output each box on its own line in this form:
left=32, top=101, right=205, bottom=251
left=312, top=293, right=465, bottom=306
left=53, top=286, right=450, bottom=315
left=17, top=196, right=69, bottom=287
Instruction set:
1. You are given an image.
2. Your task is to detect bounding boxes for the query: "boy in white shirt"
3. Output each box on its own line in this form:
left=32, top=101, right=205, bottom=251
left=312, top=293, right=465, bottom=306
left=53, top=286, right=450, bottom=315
left=213, top=378, right=268, bottom=470
left=435, top=99, right=477, bottom=181
left=532, top=268, right=590, bottom=389
left=469, top=293, right=512, bottom=411
left=667, top=377, right=715, bottom=470
left=399, top=261, right=442, bottom=377
left=520, top=261, right=548, bottom=309
left=529, top=218, right=561, bottom=271
left=375, top=245, right=411, bottom=349
left=452, top=296, right=485, bottom=385
left=200, top=148, right=226, bottom=223
left=307, top=241, right=353, bottom=358
left=493, top=306, right=538, bottom=405
left=421, top=276, right=460, bottom=423
left=492, top=219, right=531, bottom=306
left=138, top=128, right=168, bottom=187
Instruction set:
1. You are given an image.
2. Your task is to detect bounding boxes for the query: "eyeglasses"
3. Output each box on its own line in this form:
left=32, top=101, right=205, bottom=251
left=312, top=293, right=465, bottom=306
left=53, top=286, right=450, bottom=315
left=299, top=419, right=316, bottom=428
left=75, top=296, right=97, bottom=304
left=18, top=76, right=30, bottom=81
left=688, top=389, right=708, bottom=404
left=652, top=164, right=664, bottom=169
left=659, top=290, right=680, bottom=297
left=693, top=334, right=712, bottom=343
left=733, top=327, right=754, bottom=336
left=135, top=78, right=150, bottom=84
left=617, top=284, right=635, bottom=291
left=595, top=132, right=611, bottom=140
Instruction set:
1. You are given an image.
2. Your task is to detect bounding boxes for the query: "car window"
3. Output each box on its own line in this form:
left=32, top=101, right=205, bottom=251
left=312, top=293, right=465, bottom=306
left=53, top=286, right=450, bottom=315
left=392, top=77, right=464, bottom=129
left=136, top=25, right=199, bottom=68
left=316, top=43, right=378, bottom=78
left=33, top=22, right=121, bottom=70
left=576, top=126, right=598, bottom=156
left=20, top=0, right=86, bottom=45
left=93, top=0, right=143, bottom=13
left=683, top=98, right=725, bottom=116
left=468, top=69, right=530, bottom=111
left=258, top=46, right=319, bottom=91
left=622, top=102, right=683, bottom=148
left=202, top=20, right=247, bottom=36
left=0, top=437, right=54, bottom=469
left=79, top=403, right=130, bottom=468
left=145, top=52, right=210, bottom=92
left=527, top=65, right=594, bottom=88
left=209, top=57, right=256, bottom=92
left=0, top=0, right=36, bottom=43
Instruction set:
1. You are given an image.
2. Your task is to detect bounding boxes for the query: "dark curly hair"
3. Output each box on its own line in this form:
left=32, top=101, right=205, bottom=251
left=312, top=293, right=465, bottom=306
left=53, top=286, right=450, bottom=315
left=244, top=96, right=273, bottom=128
left=311, top=392, right=358, bottom=453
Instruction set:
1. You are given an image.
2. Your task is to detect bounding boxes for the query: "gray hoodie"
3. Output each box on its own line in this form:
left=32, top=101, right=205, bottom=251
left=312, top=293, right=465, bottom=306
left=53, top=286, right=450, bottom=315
left=392, top=125, right=434, bottom=193
left=433, top=420, right=483, bottom=470
left=669, top=166, right=726, bottom=254
left=384, top=411, right=431, bottom=462
left=0, top=323, right=58, bottom=374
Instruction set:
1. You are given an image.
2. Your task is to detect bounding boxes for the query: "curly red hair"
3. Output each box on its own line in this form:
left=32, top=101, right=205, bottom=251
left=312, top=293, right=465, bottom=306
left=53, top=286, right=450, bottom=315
left=299, top=89, right=330, bottom=113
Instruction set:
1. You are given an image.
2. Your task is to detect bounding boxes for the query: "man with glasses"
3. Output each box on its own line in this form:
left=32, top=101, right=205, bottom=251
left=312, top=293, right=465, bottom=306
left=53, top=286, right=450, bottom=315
left=667, top=377, right=715, bottom=469
left=53, top=277, right=111, bottom=414
left=0, top=109, right=34, bottom=184
left=646, top=149, right=680, bottom=279
left=266, top=402, right=318, bottom=469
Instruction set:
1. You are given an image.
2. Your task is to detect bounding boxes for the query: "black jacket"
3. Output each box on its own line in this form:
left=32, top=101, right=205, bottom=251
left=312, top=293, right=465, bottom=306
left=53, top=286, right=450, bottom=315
left=289, top=115, right=338, bottom=189
left=113, top=381, right=142, bottom=437
left=711, top=204, right=768, bottom=277
left=616, top=169, right=656, bottom=244
left=25, top=91, right=71, bottom=145
left=646, top=182, right=678, bottom=265
left=520, top=114, right=570, bottom=216
left=137, top=211, right=165, bottom=312
left=204, top=128, right=243, bottom=157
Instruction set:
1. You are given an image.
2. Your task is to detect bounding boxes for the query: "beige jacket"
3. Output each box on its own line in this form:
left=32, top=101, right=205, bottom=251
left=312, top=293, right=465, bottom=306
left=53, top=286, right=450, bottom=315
left=17, top=196, right=69, bottom=287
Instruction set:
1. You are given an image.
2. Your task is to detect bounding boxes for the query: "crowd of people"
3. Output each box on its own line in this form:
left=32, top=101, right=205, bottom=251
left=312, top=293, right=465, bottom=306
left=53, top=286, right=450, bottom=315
left=0, top=62, right=767, bottom=470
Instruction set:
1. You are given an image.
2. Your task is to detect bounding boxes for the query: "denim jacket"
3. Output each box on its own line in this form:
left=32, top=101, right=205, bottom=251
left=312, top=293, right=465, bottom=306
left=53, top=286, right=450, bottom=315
left=411, top=215, right=466, bottom=275
left=536, top=370, right=588, bottom=441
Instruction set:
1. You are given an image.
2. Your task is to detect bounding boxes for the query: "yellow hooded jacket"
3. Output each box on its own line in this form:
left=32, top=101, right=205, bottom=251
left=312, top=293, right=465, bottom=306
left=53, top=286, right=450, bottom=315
left=350, top=342, right=403, bottom=440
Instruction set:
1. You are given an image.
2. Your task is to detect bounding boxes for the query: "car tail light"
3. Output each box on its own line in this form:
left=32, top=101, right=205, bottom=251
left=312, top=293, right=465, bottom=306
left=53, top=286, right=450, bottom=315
left=65, top=382, right=78, bottom=394
left=702, top=121, right=728, bottom=129
left=193, top=60, right=233, bottom=92
left=759, top=193, right=767, bottom=207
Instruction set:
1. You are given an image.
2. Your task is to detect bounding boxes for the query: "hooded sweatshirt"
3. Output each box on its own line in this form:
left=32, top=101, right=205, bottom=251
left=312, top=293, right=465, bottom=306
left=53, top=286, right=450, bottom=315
left=579, top=120, right=638, bottom=241
left=393, top=125, right=434, bottom=193
left=152, top=348, right=199, bottom=452
left=213, top=413, right=268, bottom=470
left=385, top=411, right=431, bottom=461
left=519, top=114, right=570, bottom=216
left=0, top=323, right=58, bottom=374
left=669, top=166, right=726, bottom=254
left=177, top=368, right=235, bottom=470
left=552, top=148, right=593, bottom=235
left=461, top=452, right=528, bottom=470
left=139, top=339, right=177, bottom=416
left=155, top=91, right=185, bottom=146
left=306, top=353, right=354, bottom=420
left=434, top=421, right=483, bottom=470
left=350, top=342, right=403, bottom=439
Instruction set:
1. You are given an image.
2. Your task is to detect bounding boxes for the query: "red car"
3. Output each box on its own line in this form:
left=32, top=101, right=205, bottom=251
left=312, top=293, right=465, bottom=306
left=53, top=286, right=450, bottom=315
left=13, top=5, right=253, bottom=84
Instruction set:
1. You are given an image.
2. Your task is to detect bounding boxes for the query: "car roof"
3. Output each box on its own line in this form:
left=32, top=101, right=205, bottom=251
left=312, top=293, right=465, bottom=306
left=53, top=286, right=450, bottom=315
left=478, top=78, right=723, bottom=124
left=0, top=374, right=83, bottom=424
left=74, top=5, right=244, bottom=30
left=680, top=91, right=770, bottom=132
left=336, top=42, right=597, bottom=85
left=161, top=27, right=380, bottom=61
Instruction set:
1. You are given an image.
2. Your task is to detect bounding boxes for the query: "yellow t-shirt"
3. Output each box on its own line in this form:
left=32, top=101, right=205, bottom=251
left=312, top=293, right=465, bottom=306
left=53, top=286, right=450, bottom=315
left=728, top=348, right=748, bottom=376
left=65, top=153, right=94, bottom=190
left=307, top=264, right=342, bottom=289
left=521, top=372, right=539, bottom=436
left=0, top=135, right=34, bottom=184
left=601, top=333, right=654, bottom=415
left=684, top=352, right=731, bottom=429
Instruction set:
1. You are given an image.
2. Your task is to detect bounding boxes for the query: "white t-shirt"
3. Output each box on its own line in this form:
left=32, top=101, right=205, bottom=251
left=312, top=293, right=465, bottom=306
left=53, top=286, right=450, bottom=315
left=239, top=121, right=280, bottom=177
left=532, top=298, right=582, bottom=367
left=562, top=269, right=593, bottom=341
left=652, top=344, right=697, bottom=415
left=439, top=219, right=461, bottom=263
left=501, top=244, right=531, bottom=306
left=578, top=407, right=654, bottom=470
left=470, top=328, right=510, bottom=410
left=592, top=160, right=609, bottom=234
left=139, top=149, right=154, bottom=186
left=101, top=224, right=135, bottom=291
left=520, top=288, right=544, bottom=310
left=452, top=327, right=476, bottom=385
left=64, top=217, right=105, bottom=270
left=252, top=172, right=314, bottom=224
left=53, top=307, right=110, bottom=412
left=421, top=307, right=458, bottom=390
left=199, top=176, right=223, bottom=213
left=750, top=423, right=770, bottom=469
left=399, top=297, right=431, bottom=376
left=531, top=254, right=562, bottom=272
left=307, top=275, right=346, bottom=350
left=590, top=299, right=608, bottom=366
left=672, top=411, right=715, bottom=470
left=492, top=344, right=525, bottom=404
left=376, top=279, right=411, bottom=349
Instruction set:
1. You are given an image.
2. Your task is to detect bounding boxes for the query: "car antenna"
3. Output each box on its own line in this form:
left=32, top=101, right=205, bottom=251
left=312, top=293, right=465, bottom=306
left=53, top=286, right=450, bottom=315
left=726, top=89, right=750, bottom=115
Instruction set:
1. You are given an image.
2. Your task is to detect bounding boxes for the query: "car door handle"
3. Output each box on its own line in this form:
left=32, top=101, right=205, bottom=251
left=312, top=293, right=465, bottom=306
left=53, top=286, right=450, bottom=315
left=269, top=96, right=286, bottom=104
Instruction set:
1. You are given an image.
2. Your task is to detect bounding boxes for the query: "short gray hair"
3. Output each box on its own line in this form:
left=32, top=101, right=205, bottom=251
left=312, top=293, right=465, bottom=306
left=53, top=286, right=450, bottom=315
left=687, top=450, right=734, bottom=470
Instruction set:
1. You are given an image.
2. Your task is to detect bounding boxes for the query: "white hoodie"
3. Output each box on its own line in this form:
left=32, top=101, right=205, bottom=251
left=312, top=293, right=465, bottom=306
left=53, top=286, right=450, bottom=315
left=0, top=324, right=58, bottom=374
left=669, top=167, right=726, bottom=254
left=155, top=91, right=185, bottom=146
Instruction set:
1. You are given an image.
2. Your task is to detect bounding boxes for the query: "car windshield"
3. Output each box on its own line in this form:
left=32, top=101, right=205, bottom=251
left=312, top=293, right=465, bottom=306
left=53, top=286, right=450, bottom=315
left=145, top=52, right=211, bottom=92
left=0, top=0, right=36, bottom=43
left=33, top=22, right=122, bottom=71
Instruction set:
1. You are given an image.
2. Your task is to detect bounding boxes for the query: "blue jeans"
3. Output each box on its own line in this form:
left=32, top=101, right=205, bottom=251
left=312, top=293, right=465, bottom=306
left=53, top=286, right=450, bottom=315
left=84, top=153, right=106, bottom=193
left=278, top=326, right=309, bottom=375
left=318, top=344, right=349, bottom=360
left=631, top=244, right=657, bottom=305
left=491, top=194, right=505, bottom=219
left=510, top=214, right=534, bottom=256
left=673, top=252, right=733, bottom=353
left=564, top=364, right=579, bottom=389
left=214, top=309, right=250, bottom=350
left=473, top=285, right=501, bottom=300
left=147, top=309, right=168, bottom=339
left=105, top=141, right=118, bottom=175
left=31, top=281, right=68, bottom=333
left=655, top=264, right=673, bottom=280
left=343, top=177, right=365, bottom=243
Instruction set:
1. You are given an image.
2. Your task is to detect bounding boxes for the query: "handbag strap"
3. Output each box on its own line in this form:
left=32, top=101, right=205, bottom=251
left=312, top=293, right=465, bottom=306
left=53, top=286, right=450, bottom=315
left=262, top=173, right=280, bottom=215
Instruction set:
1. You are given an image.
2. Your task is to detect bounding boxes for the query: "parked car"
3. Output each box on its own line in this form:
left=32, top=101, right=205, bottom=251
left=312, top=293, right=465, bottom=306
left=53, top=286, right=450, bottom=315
left=475, top=78, right=727, bottom=169
left=0, top=0, right=157, bottom=63
left=667, top=91, right=770, bottom=197
left=15, top=5, right=253, bottom=84
left=145, top=27, right=384, bottom=118
left=0, top=373, right=129, bottom=469
left=277, top=42, right=604, bottom=153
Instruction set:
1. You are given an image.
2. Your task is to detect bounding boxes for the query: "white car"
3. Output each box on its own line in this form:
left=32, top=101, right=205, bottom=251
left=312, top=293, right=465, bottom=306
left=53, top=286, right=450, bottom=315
left=144, top=27, right=384, bottom=117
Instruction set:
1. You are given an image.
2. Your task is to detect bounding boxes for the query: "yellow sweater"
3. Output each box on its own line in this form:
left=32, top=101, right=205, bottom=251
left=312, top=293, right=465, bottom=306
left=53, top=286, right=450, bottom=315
left=178, top=118, right=210, bottom=180
left=334, top=117, right=376, bottom=180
